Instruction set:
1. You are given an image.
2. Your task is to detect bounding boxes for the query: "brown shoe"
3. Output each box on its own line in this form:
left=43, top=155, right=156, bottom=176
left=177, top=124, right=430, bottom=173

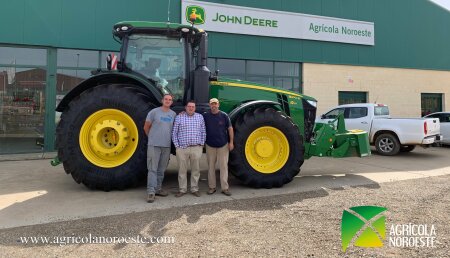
left=221, top=189, right=232, bottom=196
left=147, top=194, right=155, bottom=203
left=207, top=188, right=216, bottom=195
left=155, top=189, right=169, bottom=197
left=191, top=191, right=201, bottom=197
left=175, top=192, right=186, bottom=198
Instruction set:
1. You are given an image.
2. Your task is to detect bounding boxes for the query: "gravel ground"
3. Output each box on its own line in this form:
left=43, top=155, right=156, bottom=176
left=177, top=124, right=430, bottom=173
left=0, top=175, right=448, bottom=257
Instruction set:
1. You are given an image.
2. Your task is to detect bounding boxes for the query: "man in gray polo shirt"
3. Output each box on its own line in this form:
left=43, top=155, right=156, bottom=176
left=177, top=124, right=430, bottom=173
left=144, top=94, right=176, bottom=203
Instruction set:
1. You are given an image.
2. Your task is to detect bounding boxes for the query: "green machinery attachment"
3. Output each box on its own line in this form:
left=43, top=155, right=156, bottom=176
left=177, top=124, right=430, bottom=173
left=305, top=113, right=371, bottom=159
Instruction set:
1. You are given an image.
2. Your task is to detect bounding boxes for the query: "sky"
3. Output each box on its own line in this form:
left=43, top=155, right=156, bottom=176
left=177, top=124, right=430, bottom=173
left=429, top=0, right=450, bottom=11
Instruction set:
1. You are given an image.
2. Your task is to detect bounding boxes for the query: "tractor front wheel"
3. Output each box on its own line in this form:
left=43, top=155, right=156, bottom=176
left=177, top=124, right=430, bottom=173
left=229, top=108, right=304, bottom=188
left=56, top=84, right=154, bottom=190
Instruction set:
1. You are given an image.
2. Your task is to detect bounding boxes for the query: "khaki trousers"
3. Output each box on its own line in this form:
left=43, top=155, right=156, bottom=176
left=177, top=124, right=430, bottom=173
left=206, top=144, right=229, bottom=191
left=176, top=146, right=203, bottom=193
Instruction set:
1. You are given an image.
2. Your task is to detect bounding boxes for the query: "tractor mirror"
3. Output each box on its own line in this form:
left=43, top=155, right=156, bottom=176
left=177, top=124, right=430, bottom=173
left=106, top=54, right=112, bottom=70
left=209, top=69, right=219, bottom=81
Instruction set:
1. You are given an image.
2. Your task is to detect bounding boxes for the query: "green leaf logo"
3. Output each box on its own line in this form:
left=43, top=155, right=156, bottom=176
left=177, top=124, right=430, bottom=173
left=186, top=5, right=205, bottom=25
left=341, top=206, right=387, bottom=252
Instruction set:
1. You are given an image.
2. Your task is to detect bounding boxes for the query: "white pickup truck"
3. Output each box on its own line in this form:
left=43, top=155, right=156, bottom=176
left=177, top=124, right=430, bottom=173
left=316, top=103, right=441, bottom=155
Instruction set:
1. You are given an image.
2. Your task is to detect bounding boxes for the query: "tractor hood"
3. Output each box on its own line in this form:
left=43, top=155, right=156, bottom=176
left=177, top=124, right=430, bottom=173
left=212, top=77, right=317, bottom=102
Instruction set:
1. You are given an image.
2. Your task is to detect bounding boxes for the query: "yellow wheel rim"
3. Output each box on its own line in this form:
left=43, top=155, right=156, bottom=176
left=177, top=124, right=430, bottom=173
left=79, top=109, right=139, bottom=168
left=245, top=126, right=290, bottom=174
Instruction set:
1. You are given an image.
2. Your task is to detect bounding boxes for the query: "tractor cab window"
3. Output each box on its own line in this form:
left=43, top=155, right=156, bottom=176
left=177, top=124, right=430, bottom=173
left=125, top=35, right=186, bottom=101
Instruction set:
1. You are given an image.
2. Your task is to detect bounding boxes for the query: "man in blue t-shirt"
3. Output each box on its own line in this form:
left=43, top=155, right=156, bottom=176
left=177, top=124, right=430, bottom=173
left=144, top=94, right=176, bottom=203
left=203, top=98, right=234, bottom=196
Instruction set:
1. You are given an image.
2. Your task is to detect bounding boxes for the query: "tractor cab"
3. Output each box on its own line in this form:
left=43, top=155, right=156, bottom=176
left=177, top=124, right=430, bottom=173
left=125, top=35, right=186, bottom=101
left=111, top=22, right=211, bottom=112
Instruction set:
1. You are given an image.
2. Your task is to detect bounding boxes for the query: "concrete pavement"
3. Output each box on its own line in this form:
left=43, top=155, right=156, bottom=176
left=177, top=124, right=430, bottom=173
left=0, top=146, right=449, bottom=229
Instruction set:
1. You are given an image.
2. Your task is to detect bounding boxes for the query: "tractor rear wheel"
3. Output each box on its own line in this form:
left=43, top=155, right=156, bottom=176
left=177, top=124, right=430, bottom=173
left=56, top=84, right=154, bottom=190
left=229, top=108, right=304, bottom=188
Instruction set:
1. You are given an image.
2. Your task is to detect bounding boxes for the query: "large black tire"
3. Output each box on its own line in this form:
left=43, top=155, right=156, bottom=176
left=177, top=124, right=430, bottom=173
left=229, top=107, right=304, bottom=188
left=375, top=133, right=400, bottom=156
left=400, top=145, right=416, bottom=152
left=56, top=84, right=154, bottom=190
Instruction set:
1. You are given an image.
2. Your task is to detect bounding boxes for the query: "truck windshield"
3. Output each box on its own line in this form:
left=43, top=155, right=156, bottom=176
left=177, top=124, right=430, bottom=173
left=125, top=35, right=186, bottom=101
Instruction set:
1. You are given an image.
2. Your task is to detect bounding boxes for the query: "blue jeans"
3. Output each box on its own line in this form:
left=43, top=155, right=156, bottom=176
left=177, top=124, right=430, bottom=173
left=147, top=146, right=171, bottom=194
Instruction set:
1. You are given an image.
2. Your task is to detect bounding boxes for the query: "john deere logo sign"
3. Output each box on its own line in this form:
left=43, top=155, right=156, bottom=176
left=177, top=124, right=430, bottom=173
left=341, top=206, right=387, bottom=252
left=186, top=5, right=205, bottom=25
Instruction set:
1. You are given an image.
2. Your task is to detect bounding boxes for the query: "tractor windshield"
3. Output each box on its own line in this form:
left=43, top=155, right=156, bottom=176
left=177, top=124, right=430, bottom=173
left=125, top=35, right=186, bottom=101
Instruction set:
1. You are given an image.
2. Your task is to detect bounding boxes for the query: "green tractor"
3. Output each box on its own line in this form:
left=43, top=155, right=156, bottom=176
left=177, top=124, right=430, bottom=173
left=54, top=21, right=370, bottom=190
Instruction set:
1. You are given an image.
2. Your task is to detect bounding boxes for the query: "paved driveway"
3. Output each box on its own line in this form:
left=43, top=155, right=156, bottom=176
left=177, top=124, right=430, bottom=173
left=0, top=146, right=449, bottom=229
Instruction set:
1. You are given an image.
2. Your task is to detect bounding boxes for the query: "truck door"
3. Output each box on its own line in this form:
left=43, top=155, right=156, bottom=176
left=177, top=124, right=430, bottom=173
left=439, top=113, right=450, bottom=144
left=344, top=107, right=371, bottom=132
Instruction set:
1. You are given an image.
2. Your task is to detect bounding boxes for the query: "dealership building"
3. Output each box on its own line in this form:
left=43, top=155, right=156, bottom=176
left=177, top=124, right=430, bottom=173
left=0, top=0, right=450, bottom=155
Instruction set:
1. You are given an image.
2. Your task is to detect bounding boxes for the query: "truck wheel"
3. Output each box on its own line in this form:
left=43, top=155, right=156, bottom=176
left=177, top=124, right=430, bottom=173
left=400, top=145, right=416, bottom=152
left=229, top=108, right=304, bottom=188
left=375, top=133, right=400, bottom=156
left=57, top=84, right=154, bottom=190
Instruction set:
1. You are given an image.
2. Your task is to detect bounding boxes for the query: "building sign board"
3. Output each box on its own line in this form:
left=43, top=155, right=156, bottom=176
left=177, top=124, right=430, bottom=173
left=182, top=0, right=375, bottom=46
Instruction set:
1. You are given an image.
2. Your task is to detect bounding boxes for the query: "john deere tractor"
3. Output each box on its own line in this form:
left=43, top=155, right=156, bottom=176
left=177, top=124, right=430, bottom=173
left=55, top=21, right=370, bottom=190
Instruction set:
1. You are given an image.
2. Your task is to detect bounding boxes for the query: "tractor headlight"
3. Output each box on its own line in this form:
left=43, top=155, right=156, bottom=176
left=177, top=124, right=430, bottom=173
left=307, top=100, right=317, bottom=107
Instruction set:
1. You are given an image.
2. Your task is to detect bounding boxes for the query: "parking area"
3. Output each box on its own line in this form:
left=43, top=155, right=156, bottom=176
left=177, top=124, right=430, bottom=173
left=0, top=146, right=449, bottom=229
